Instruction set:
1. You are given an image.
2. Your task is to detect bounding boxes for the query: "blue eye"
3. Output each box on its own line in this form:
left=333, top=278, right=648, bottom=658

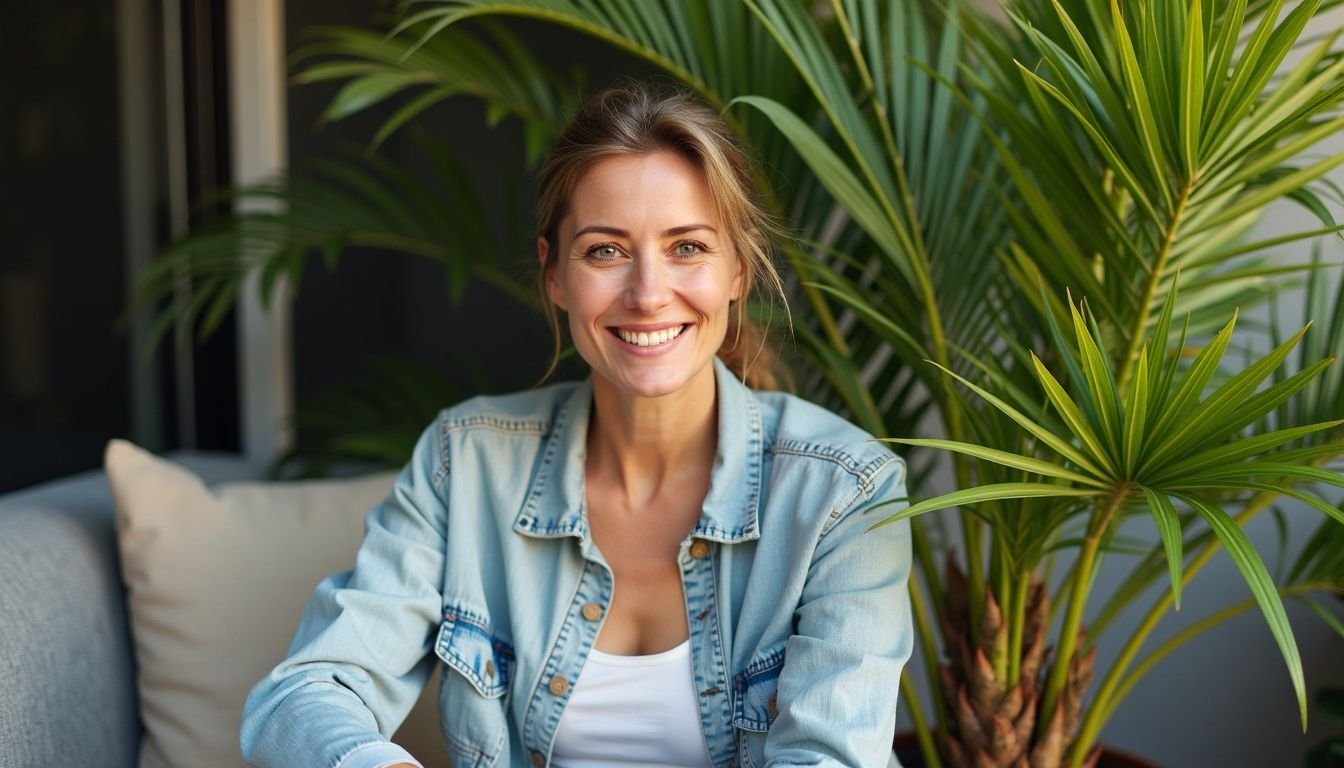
left=586, top=244, right=620, bottom=260
left=674, top=241, right=706, bottom=257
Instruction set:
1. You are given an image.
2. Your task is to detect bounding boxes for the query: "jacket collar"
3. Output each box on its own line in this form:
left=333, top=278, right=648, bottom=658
left=512, top=356, right=763, bottom=545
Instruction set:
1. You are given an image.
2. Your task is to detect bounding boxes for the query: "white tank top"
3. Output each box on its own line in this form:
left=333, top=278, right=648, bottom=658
left=550, top=639, right=713, bottom=767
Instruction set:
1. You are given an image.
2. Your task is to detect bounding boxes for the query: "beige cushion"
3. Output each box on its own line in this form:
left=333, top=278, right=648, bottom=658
left=105, top=439, right=448, bottom=768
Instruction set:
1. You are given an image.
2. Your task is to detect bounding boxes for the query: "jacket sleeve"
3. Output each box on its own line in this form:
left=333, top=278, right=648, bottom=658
left=240, top=418, right=448, bottom=767
left=763, top=456, right=914, bottom=768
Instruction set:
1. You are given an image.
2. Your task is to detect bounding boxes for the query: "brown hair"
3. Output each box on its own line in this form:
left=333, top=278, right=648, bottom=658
left=535, top=82, right=790, bottom=391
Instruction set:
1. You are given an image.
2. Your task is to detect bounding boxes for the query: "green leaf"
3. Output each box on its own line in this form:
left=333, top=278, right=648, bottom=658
left=880, top=437, right=1106, bottom=487
left=927, top=360, right=1109, bottom=478
left=1110, top=0, right=1173, bottom=207
left=729, top=95, right=915, bottom=287
left=1071, top=300, right=1123, bottom=458
left=324, top=72, right=428, bottom=122
left=1145, top=311, right=1237, bottom=449
left=1198, top=153, right=1344, bottom=235
left=1189, top=462, right=1344, bottom=488
left=1157, top=418, right=1344, bottom=482
left=370, top=85, right=459, bottom=151
left=1145, top=268, right=1182, bottom=415
left=1180, top=0, right=1205, bottom=173
left=806, top=281, right=929, bottom=363
left=1140, top=487, right=1185, bottom=611
left=1123, top=352, right=1150, bottom=473
left=1029, top=352, right=1116, bottom=476
left=1176, top=494, right=1307, bottom=731
left=1185, top=481, right=1344, bottom=528
left=867, top=483, right=1098, bottom=529
left=1144, top=324, right=1319, bottom=470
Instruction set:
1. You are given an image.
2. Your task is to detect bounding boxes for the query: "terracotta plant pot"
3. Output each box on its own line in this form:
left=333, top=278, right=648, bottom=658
left=892, top=731, right=1162, bottom=768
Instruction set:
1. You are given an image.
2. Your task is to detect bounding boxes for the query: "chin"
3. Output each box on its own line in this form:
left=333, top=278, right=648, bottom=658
left=588, top=354, right=718, bottom=401
left=609, top=370, right=693, bottom=400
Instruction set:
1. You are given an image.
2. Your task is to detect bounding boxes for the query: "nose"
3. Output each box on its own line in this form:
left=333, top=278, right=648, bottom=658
left=625, top=252, right=672, bottom=313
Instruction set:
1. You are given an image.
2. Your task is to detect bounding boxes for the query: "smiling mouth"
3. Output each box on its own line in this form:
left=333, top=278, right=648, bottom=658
left=610, top=324, right=688, bottom=347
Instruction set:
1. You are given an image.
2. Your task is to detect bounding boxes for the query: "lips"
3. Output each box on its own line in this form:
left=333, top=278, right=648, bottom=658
left=610, top=323, right=688, bottom=347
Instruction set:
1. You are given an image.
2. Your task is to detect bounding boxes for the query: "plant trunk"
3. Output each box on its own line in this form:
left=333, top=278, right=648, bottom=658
left=939, top=555, right=1101, bottom=768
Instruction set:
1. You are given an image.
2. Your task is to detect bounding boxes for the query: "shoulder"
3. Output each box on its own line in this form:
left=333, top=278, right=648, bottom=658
left=753, top=390, right=904, bottom=507
left=432, top=380, right=580, bottom=438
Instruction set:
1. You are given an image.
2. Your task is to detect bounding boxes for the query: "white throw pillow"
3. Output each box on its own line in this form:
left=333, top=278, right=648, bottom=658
left=105, top=439, right=448, bottom=768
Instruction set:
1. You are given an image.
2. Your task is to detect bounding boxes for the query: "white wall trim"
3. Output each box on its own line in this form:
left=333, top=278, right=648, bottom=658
left=227, top=0, right=293, bottom=472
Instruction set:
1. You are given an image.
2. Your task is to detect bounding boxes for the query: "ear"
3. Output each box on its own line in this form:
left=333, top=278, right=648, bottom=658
left=538, top=235, right=567, bottom=310
left=730, top=255, right=746, bottom=302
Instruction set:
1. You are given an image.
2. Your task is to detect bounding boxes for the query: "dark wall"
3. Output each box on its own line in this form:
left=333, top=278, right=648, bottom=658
left=0, top=4, right=130, bottom=491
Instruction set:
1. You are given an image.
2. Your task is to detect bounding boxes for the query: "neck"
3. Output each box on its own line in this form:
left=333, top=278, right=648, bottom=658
left=586, top=363, right=719, bottom=507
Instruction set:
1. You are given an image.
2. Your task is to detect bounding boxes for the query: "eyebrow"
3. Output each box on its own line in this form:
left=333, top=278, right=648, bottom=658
left=573, top=223, right=718, bottom=238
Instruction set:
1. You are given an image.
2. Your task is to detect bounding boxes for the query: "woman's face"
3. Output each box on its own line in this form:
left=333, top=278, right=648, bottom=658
left=539, top=150, right=744, bottom=401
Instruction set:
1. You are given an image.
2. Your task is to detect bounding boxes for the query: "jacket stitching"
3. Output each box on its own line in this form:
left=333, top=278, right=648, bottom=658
left=440, top=605, right=515, bottom=698
left=442, top=414, right=548, bottom=434
left=771, top=440, right=893, bottom=492
left=442, top=728, right=485, bottom=762
left=732, top=645, right=785, bottom=731
left=516, top=399, right=570, bottom=531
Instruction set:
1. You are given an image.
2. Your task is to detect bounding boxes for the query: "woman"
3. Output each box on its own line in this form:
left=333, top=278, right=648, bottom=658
left=241, top=84, right=914, bottom=768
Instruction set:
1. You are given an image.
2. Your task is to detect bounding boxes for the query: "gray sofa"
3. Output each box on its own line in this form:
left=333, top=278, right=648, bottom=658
left=0, top=453, right=258, bottom=767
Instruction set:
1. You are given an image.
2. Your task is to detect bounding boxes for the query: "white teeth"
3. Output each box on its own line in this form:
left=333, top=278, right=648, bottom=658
left=617, top=325, right=685, bottom=347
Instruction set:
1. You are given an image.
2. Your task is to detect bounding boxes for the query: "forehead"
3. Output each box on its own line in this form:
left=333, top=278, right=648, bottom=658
left=565, top=151, right=718, bottom=232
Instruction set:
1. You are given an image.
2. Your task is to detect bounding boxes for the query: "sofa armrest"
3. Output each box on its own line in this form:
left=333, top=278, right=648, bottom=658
left=0, top=453, right=256, bottom=767
left=0, top=487, right=141, bottom=767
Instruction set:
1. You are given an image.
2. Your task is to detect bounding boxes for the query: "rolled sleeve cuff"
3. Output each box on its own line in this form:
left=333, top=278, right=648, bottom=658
left=336, top=740, right=423, bottom=768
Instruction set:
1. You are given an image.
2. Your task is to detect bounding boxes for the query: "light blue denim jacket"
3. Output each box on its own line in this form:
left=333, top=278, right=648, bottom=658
left=241, top=357, right=913, bottom=768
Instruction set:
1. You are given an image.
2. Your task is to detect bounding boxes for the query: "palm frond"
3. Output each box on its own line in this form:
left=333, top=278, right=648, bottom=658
left=123, top=141, right=537, bottom=356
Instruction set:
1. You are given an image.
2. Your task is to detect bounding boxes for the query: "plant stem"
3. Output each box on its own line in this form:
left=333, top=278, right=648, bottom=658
left=1007, top=568, right=1030, bottom=689
left=1117, top=182, right=1193, bottom=396
left=1038, top=488, right=1127, bottom=744
left=901, top=672, right=945, bottom=768
left=1069, top=488, right=1280, bottom=760
left=962, top=510, right=985, bottom=646
left=993, top=541, right=1010, bottom=684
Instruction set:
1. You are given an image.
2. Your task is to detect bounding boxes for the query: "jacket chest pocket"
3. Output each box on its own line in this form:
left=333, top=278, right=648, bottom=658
left=434, top=604, right=513, bottom=767
left=733, top=643, right=785, bottom=768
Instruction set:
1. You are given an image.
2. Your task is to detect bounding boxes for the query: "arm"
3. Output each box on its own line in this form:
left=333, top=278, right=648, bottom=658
left=764, top=458, right=914, bottom=768
left=240, top=418, right=448, bottom=768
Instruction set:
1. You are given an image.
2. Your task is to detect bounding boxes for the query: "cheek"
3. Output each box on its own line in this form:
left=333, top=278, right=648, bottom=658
left=686, top=268, right=738, bottom=316
left=558, top=271, right=618, bottom=320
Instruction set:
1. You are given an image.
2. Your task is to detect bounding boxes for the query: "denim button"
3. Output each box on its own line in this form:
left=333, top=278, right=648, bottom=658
left=582, top=602, right=602, bottom=621
left=689, top=539, right=710, bottom=559
left=548, top=676, right=569, bottom=696
left=485, top=660, right=494, bottom=678
left=530, top=750, right=545, bottom=767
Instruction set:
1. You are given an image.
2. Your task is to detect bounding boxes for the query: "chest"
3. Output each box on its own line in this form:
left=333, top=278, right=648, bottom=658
left=584, top=481, right=705, bottom=655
